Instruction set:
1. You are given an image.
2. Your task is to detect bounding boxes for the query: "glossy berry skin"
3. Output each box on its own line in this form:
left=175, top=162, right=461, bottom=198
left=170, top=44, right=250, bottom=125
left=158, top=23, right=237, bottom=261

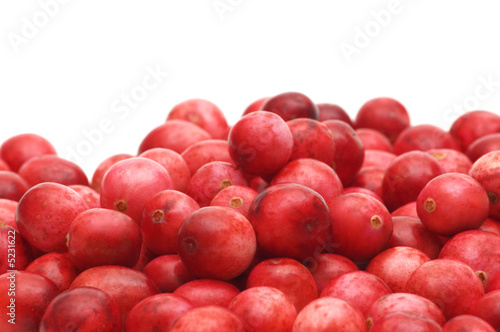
left=246, top=257, right=318, bottom=313
left=354, top=97, right=410, bottom=142
left=181, top=139, right=233, bottom=175
left=100, top=157, right=174, bottom=223
left=443, top=315, right=496, bottom=332
left=305, top=253, right=358, bottom=294
left=173, top=279, right=240, bottom=308
left=356, top=128, right=393, bottom=152
left=368, top=312, right=443, bottom=332
left=169, top=305, right=245, bottom=332
left=228, top=111, right=294, bottom=176
left=143, top=255, right=197, bottom=293
left=69, top=185, right=100, bottom=209
left=393, top=124, right=460, bottom=155
left=328, top=193, right=393, bottom=264
left=427, top=148, right=473, bottom=174
left=228, top=286, right=297, bottom=332
left=90, top=153, right=133, bottom=193
left=140, top=190, right=200, bottom=256
left=361, top=150, right=396, bottom=170
left=210, top=185, right=259, bottom=219
left=187, top=161, right=248, bottom=207
left=320, top=270, right=392, bottom=317
left=261, top=91, right=319, bottom=121
left=242, top=97, right=269, bottom=116
left=449, top=110, right=500, bottom=151
left=176, top=206, right=256, bottom=280
left=469, top=133, right=500, bottom=162
left=167, top=98, right=229, bottom=139
left=366, top=246, right=431, bottom=293
left=0, top=199, right=17, bottom=229
left=405, top=259, right=485, bottom=320
left=292, top=297, right=367, bottom=332
left=0, top=171, right=30, bottom=201
left=287, top=118, right=336, bottom=166
left=317, top=103, right=353, bottom=126
left=18, top=155, right=89, bottom=187
left=40, top=287, right=122, bottom=332
left=323, top=120, right=365, bottom=186
left=0, top=133, right=57, bottom=172
left=124, top=293, right=194, bottom=332
left=0, top=224, right=33, bottom=273
left=270, top=158, right=343, bottom=204
left=351, top=167, right=385, bottom=198
left=138, top=120, right=211, bottom=154
left=247, top=183, right=331, bottom=261
left=439, top=230, right=500, bottom=290
left=25, top=252, right=79, bottom=292
left=469, top=291, right=500, bottom=331
left=0, top=271, right=59, bottom=332
left=469, top=151, right=500, bottom=220
left=416, top=173, right=489, bottom=236
left=381, top=151, right=444, bottom=211
left=390, top=201, right=418, bottom=218
left=67, top=208, right=142, bottom=270
left=16, top=182, right=88, bottom=253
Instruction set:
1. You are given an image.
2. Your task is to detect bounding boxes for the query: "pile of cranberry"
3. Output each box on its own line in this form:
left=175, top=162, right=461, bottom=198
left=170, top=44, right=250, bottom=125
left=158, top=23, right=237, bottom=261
left=1, top=92, right=499, bottom=331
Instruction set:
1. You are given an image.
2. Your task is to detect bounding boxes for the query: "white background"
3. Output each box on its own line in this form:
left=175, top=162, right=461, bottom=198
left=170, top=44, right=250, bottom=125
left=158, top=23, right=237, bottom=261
left=1, top=0, right=500, bottom=178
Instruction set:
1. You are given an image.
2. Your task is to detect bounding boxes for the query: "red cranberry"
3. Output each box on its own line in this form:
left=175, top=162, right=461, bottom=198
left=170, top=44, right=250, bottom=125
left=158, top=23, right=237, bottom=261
left=68, top=184, right=100, bottom=209
left=405, top=259, right=485, bottom=320
left=18, top=155, right=89, bottom=186
left=0, top=171, right=30, bottom=201
left=328, top=193, right=392, bottom=264
left=427, top=148, right=473, bottom=174
left=209, top=185, right=258, bottom=218
left=467, top=133, right=500, bottom=162
left=173, top=279, right=240, bottom=308
left=393, top=124, right=460, bottom=155
left=354, top=97, right=410, bottom=142
left=90, top=153, right=133, bottom=193
left=0, top=224, right=33, bottom=273
left=416, top=173, right=489, bottom=236
left=16, top=182, right=87, bottom=252
left=143, top=254, right=197, bottom=293
left=0, top=159, right=10, bottom=171
left=167, top=98, right=228, bottom=139
left=181, top=139, right=233, bottom=175
left=25, top=252, right=79, bottom=292
left=169, top=305, right=244, bottom=332
left=390, top=201, right=418, bottom=218
left=356, top=128, right=393, bottom=152
left=138, top=120, right=211, bottom=154
left=361, top=150, right=396, bottom=170
left=248, top=183, right=331, bottom=261
left=317, top=103, right=353, bottom=126
left=0, top=133, right=57, bottom=172
left=242, top=97, right=269, bottom=116
left=470, top=151, right=500, bottom=220
left=270, top=158, right=343, bottom=204
left=305, top=253, right=358, bottom=294
left=449, top=110, right=500, bottom=151
left=261, top=91, right=319, bottom=121
left=486, top=270, right=500, bottom=292
left=228, top=111, right=293, bottom=176
left=351, top=167, right=385, bottom=197
left=443, top=315, right=496, bottom=332
left=343, top=186, right=383, bottom=203
left=369, top=312, right=443, bottom=332
left=469, top=290, right=500, bottom=330
left=381, top=151, right=444, bottom=211
left=246, top=257, right=318, bottom=312
left=479, top=217, right=500, bottom=235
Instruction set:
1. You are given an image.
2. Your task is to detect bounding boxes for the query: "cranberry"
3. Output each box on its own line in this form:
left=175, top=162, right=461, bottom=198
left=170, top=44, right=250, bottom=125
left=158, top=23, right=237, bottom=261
left=40, top=287, right=121, bottom=332
left=390, top=201, right=418, bottom=218
left=366, top=293, right=445, bottom=327
left=261, top=91, right=319, bottom=121
left=323, top=120, right=364, bottom=186
left=16, top=182, right=87, bottom=253
left=366, top=246, right=430, bottom=293
left=356, top=128, right=393, bottom=152
left=209, top=185, right=258, bottom=218
left=405, top=259, right=485, bottom=320
left=287, top=118, right=336, bottom=166
left=343, top=186, right=383, bottom=203
left=354, top=97, right=410, bottom=142
left=187, top=161, right=248, bottom=207
left=320, top=270, right=392, bottom=316
left=0, top=271, right=59, bottom=331
left=138, top=120, right=211, bottom=154
left=25, top=252, right=79, bottom=292
left=328, top=193, right=392, bottom=264
left=305, top=253, right=358, bottom=294
left=351, top=167, right=385, bottom=197
left=479, top=217, right=500, bottom=235
left=443, top=315, right=496, bottom=332
left=270, top=158, right=343, bottom=204
left=228, top=111, right=293, bottom=176
left=248, top=183, right=331, bottom=261
left=486, top=270, right=500, bottom=292
left=246, top=257, right=318, bottom=312
left=169, top=305, right=245, bottom=332
left=173, top=279, right=240, bottom=308
left=361, top=150, right=396, bottom=170
left=0, top=159, right=10, bottom=171
left=470, top=151, right=500, bottom=219
left=100, top=157, right=174, bottom=223
left=143, top=255, right=197, bottom=293
left=449, top=110, right=500, bottom=151
left=228, top=286, right=297, bottom=332
left=369, top=312, right=443, bottom=332
left=90, top=153, right=133, bottom=193
left=0, top=133, right=57, bottom=172
left=141, top=189, right=199, bottom=256
left=381, top=151, right=444, bottom=211
left=317, top=103, right=353, bottom=126
left=470, top=290, right=500, bottom=330
left=181, top=139, right=233, bottom=175
left=177, top=206, right=256, bottom=280
left=416, top=173, right=489, bottom=236
left=167, top=98, right=229, bottom=139
left=139, top=148, right=191, bottom=193
left=0, top=171, right=29, bottom=202
left=292, top=297, right=366, bottom=332
left=393, top=124, right=460, bottom=154
left=125, top=293, right=194, bottom=331
left=18, top=155, right=89, bottom=186
left=427, top=148, right=473, bottom=174
left=467, top=133, right=500, bottom=162
left=439, top=230, right=500, bottom=289
left=68, top=184, right=100, bottom=209
left=387, top=216, right=443, bottom=259
left=0, top=224, right=32, bottom=273
left=242, top=97, right=269, bottom=116
left=67, top=208, right=142, bottom=270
